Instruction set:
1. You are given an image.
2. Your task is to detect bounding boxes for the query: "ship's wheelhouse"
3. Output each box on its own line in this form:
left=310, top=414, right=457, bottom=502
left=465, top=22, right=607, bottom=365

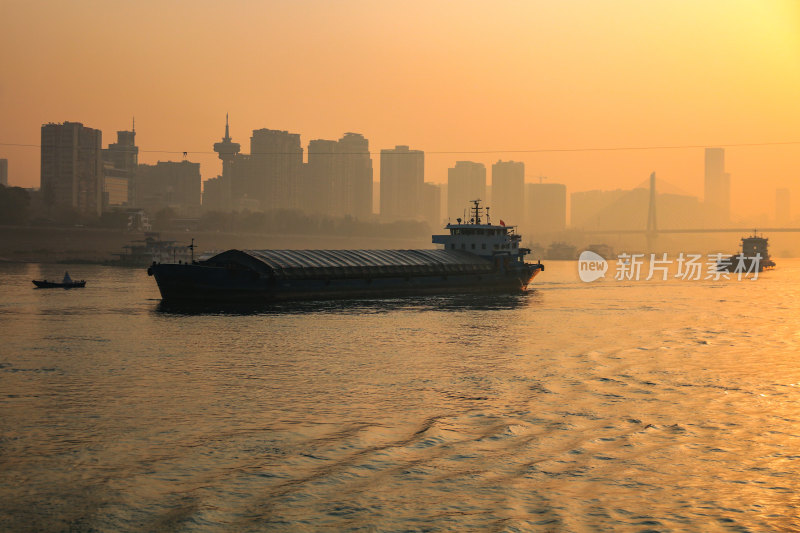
left=741, top=235, right=769, bottom=259
left=432, top=200, right=529, bottom=261
left=432, top=224, right=523, bottom=256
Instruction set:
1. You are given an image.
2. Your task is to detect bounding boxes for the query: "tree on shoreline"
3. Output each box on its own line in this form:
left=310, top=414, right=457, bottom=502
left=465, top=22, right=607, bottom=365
left=0, top=192, right=431, bottom=240
left=196, top=209, right=431, bottom=239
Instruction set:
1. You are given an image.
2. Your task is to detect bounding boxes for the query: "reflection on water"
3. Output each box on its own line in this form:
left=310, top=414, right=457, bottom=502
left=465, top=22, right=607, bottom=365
left=155, top=291, right=541, bottom=316
left=1, top=261, right=799, bottom=531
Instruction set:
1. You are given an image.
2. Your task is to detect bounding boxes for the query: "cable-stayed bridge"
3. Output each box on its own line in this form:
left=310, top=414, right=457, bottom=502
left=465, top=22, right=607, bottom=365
left=581, top=173, right=800, bottom=244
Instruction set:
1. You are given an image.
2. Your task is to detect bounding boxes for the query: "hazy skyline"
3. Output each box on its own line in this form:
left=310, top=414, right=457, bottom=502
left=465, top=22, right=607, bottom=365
left=1, top=1, right=799, bottom=219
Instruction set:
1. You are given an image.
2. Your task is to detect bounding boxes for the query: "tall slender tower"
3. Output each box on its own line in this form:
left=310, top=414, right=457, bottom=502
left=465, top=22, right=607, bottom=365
left=704, top=147, right=730, bottom=225
left=213, top=114, right=240, bottom=210
left=646, top=172, right=658, bottom=251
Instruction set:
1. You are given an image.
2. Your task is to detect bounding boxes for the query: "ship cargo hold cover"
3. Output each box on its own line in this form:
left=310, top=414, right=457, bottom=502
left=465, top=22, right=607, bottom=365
left=204, top=248, right=496, bottom=280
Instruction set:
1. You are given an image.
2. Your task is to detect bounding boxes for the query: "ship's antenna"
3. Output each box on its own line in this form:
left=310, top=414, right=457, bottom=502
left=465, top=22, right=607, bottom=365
left=188, top=238, right=195, bottom=263
left=486, top=206, right=491, bottom=225
left=471, top=199, right=484, bottom=225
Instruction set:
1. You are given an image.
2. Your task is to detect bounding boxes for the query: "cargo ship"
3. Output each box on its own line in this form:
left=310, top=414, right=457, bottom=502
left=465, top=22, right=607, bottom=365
left=147, top=201, right=544, bottom=303
left=718, top=231, right=776, bottom=273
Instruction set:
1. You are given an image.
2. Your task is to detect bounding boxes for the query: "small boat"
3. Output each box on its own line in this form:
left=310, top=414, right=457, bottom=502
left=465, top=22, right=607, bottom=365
left=546, top=241, right=578, bottom=260
left=586, top=243, right=614, bottom=260
left=32, top=272, right=86, bottom=289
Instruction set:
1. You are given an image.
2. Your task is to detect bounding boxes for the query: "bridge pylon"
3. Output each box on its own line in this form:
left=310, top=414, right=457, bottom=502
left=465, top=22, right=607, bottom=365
left=646, top=172, right=657, bottom=251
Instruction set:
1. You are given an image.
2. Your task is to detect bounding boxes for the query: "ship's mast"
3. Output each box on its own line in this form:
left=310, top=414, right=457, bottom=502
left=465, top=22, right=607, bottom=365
left=472, top=199, right=482, bottom=225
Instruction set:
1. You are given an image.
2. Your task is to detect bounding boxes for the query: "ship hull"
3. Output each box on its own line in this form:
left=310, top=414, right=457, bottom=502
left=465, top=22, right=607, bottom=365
left=32, top=280, right=86, bottom=289
left=149, top=263, right=542, bottom=303
left=717, top=257, right=776, bottom=273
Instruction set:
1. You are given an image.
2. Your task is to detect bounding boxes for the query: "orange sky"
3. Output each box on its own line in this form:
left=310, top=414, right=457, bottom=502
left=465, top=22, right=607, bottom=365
left=1, top=0, right=798, bottom=220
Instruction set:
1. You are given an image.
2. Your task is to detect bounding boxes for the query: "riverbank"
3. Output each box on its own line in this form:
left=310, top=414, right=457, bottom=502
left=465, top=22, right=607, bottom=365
left=0, top=225, right=433, bottom=264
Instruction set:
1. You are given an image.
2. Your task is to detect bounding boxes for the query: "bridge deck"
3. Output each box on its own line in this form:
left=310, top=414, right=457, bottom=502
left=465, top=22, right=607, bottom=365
left=583, top=228, right=800, bottom=235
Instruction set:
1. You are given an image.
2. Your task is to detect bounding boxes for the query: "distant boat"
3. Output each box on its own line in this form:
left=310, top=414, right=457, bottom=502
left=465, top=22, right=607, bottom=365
left=546, top=242, right=578, bottom=260
left=111, top=232, right=193, bottom=267
left=718, top=231, right=776, bottom=273
left=586, top=243, right=614, bottom=260
left=32, top=271, right=86, bottom=289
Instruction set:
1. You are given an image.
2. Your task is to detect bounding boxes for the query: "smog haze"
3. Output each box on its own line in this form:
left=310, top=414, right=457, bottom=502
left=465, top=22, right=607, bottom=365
left=1, top=1, right=798, bottom=214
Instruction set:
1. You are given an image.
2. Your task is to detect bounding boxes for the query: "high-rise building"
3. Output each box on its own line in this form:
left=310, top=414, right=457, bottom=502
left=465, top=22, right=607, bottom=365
left=103, top=128, right=138, bottom=175
left=439, top=183, right=447, bottom=224
left=134, top=160, right=201, bottom=214
left=213, top=114, right=241, bottom=211
left=202, top=176, right=225, bottom=211
left=422, top=182, right=441, bottom=230
left=0, top=159, right=7, bottom=186
left=491, top=160, right=524, bottom=226
left=447, top=161, right=486, bottom=221
left=306, top=139, right=339, bottom=215
left=380, top=145, right=424, bottom=221
left=338, top=133, right=373, bottom=219
left=41, top=122, right=103, bottom=216
left=250, top=128, right=303, bottom=211
left=776, top=188, right=791, bottom=225
left=526, top=183, right=566, bottom=233
left=102, top=124, right=138, bottom=208
left=704, top=147, right=730, bottom=225
left=229, top=154, right=255, bottom=209
left=102, top=176, right=129, bottom=207
left=306, top=133, right=373, bottom=218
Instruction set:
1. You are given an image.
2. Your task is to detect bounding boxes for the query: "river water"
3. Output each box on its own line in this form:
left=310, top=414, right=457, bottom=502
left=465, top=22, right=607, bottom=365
left=1, top=260, right=799, bottom=531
